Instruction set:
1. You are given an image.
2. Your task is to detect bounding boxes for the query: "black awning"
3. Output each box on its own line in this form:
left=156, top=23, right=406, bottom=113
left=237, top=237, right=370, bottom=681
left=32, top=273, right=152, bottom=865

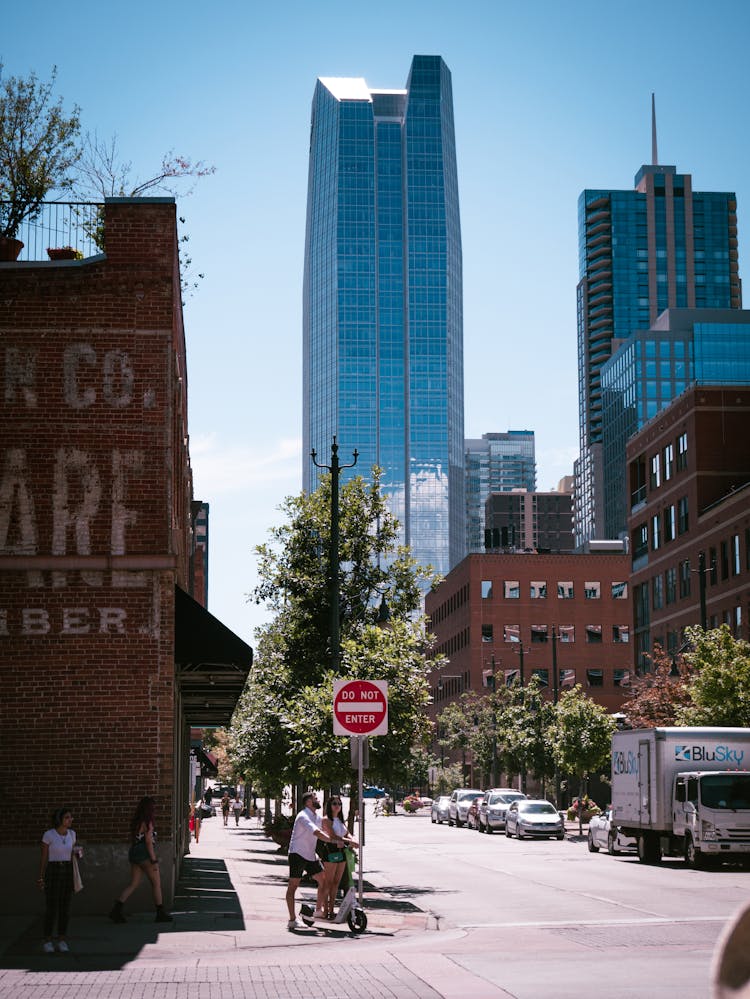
left=175, top=586, right=253, bottom=728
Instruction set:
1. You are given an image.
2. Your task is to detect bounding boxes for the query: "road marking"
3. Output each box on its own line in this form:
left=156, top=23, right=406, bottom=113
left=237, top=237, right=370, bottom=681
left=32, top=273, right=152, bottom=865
left=461, top=915, right=729, bottom=928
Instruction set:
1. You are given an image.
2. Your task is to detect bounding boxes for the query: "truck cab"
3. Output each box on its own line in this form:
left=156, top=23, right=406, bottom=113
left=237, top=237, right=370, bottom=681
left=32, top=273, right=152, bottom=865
left=673, top=771, right=750, bottom=868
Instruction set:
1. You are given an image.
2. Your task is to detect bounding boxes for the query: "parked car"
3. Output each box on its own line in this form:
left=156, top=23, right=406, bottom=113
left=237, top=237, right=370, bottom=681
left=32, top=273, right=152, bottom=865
left=478, top=789, right=527, bottom=833
left=505, top=799, right=565, bottom=840
left=362, top=785, right=386, bottom=798
left=587, top=808, right=636, bottom=855
left=431, top=795, right=451, bottom=824
left=448, top=788, right=482, bottom=827
left=466, top=795, right=483, bottom=830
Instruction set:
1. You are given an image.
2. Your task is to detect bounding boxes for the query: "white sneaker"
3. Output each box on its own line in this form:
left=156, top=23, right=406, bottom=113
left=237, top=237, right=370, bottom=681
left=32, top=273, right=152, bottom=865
left=57, top=941, right=70, bottom=953
left=287, top=918, right=299, bottom=930
left=43, top=941, right=55, bottom=954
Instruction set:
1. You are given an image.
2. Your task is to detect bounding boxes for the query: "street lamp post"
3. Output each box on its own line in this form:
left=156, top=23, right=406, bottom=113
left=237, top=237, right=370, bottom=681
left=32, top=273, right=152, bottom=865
left=310, top=436, right=358, bottom=672
left=551, top=624, right=560, bottom=807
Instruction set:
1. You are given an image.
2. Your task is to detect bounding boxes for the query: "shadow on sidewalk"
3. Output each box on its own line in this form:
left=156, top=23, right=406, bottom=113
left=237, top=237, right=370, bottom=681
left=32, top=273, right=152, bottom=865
left=0, top=856, right=244, bottom=972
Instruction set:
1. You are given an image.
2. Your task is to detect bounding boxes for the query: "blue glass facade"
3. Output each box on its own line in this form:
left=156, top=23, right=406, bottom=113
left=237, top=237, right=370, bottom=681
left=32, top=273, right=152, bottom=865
left=575, top=164, right=740, bottom=544
left=465, top=432, right=536, bottom=553
left=601, top=309, right=750, bottom=536
left=303, top=57, right=464, bottom=575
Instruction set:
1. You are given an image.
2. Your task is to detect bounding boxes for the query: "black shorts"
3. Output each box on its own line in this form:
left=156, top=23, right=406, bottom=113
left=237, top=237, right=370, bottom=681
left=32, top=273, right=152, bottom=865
left=288, top=852, right=324, bottom=880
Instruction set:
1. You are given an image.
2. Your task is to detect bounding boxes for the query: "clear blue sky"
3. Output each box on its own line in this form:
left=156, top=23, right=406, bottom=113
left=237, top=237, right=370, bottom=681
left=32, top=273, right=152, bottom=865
left=6, top=0, right=750, bottom=645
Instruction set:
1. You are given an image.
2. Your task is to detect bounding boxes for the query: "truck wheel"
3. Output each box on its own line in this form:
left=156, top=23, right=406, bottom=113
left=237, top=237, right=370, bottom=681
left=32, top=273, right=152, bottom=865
left=637, top=833, right=662, bottom=865
left=587, top=831, right=599, bottom=853
left=685, top=836, right=704, bottom=870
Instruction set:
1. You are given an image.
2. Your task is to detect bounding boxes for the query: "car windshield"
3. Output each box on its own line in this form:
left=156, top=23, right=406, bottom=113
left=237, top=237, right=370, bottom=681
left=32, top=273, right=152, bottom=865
left=700, top=775, right=750, bottom=810
left=458, top=790, right=480, bottom=801
left=499, top=793, right=524, bottom=804
left=520, top=802, right=557, bottom=815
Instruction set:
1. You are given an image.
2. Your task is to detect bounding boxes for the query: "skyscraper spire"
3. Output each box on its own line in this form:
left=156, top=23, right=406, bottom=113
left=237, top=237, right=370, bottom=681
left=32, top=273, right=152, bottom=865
left=651, top=92, right=658, bottom=166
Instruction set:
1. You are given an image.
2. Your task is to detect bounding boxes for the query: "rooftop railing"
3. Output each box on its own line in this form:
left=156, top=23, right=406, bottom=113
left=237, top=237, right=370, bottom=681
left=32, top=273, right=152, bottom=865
left=2, top=202, right=104, bottom=261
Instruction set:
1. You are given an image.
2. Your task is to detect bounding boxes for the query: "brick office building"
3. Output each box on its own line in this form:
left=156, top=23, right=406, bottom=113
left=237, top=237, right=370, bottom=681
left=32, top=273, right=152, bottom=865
left=0, top=199, right=251, bottom=912
left=425, top=551, right=633, bottom=718
left=627, top=385, right=750, bottom=670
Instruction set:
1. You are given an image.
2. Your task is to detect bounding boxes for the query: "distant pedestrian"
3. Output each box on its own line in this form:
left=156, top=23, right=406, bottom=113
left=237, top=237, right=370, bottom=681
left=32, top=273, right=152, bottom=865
left=204, top=787, right=213, bottom=807
left=191, top=803, right=201, bottom=843
left=109, top=796, right=172, bottom=924
left=221, top=792, right=230, bottom=827
left=39, top=806, right=81, bottom=954
left=285, top=791, right=331, bottom=929
left=231, top=796, right=242, bottom=826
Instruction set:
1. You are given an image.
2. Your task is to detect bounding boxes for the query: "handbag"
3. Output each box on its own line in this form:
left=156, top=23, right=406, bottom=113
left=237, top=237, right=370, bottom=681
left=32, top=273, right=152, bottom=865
left=72, top=855, right=83, bottom=893
left=326, top=849, right=345, bottom=863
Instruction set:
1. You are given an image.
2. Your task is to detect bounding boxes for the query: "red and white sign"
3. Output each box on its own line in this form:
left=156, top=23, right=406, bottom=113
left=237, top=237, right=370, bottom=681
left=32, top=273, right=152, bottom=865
left=333, top=679, right=388, bottom=737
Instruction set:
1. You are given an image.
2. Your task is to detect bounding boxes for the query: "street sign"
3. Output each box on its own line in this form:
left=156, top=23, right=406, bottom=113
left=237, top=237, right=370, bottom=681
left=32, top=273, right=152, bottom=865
left=333, top=679, right=388, bottom=737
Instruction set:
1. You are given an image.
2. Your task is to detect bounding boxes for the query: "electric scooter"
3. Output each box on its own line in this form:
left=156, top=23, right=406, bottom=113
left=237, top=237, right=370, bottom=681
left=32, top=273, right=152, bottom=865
left=300, top=848, right=368, bottom=933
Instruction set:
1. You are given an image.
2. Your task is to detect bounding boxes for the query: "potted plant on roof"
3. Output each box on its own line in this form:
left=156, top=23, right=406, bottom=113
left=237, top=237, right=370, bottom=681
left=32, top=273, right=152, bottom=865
left=0, top=63, right=81, bottom=261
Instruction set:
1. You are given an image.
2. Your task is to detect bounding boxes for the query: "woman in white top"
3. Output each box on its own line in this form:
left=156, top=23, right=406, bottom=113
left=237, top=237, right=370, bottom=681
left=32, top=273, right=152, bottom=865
left=38, top=806, right=79, bottom=953
left=230, top=796, right=242, bottom=826
left=320, top=796, right=357, bottom=919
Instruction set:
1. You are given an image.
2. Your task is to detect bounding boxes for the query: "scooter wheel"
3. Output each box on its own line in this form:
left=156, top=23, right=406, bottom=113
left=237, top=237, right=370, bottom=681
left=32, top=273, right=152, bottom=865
left=347, top=909, right=367, bottom=933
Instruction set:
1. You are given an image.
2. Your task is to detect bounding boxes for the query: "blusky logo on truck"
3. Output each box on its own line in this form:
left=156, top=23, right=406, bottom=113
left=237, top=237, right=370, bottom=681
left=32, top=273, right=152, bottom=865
left=612, top=750, right=639, bottom=776
left=674, top=744, right=745, bottom=765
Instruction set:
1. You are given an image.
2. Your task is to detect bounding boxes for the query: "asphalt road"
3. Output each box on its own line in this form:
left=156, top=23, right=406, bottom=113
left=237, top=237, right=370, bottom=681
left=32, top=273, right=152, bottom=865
left=361, top=804, right=750, bottom=998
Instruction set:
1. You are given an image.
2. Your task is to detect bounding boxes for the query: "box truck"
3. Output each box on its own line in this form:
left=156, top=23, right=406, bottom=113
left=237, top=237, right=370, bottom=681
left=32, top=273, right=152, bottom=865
left=611, top=727, right=750, bottom=867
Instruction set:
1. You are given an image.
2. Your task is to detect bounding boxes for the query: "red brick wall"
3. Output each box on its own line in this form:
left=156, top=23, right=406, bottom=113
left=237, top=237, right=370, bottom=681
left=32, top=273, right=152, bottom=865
left=0, top=199, right=191, bottom=909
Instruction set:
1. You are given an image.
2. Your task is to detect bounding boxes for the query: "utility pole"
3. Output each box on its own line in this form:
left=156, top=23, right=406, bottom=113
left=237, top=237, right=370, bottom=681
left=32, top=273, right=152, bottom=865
left=552, top=625, right=560, bottom=807
left=311, top=436, right=358, bottom=672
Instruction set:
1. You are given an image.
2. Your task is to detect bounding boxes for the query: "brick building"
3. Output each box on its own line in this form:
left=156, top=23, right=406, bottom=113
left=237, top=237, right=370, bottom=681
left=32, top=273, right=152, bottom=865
left=426, top=551, right=633, bottom=718
left=0, top=199, right=251, bottom=912
left=627, top=385, right=750, bottom=670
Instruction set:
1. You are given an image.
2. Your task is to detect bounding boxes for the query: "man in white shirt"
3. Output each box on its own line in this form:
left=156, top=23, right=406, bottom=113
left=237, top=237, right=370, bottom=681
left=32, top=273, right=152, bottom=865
left=285, top=791, right=330, bottom=929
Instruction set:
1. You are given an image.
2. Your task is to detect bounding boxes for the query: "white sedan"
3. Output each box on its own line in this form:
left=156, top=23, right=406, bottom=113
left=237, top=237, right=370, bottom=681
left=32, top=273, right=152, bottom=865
left=587, top=808, right=636, bottom=855
left=505, top=799, right=565, bottom=840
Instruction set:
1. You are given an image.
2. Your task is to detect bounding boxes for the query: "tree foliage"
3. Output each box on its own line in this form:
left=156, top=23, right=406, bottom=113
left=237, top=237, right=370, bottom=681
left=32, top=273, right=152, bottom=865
left=677, top=625, right=750, bottom=727
left=0, top=64, right=81, bottom=237
left=621, top=644, right=692, bottom=728
left=230, top=470, right=442, bottom=794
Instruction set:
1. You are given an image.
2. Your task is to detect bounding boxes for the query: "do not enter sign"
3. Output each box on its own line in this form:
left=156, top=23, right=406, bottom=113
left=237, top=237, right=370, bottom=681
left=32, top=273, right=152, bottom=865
left=333, top=679, right=388, bottom=737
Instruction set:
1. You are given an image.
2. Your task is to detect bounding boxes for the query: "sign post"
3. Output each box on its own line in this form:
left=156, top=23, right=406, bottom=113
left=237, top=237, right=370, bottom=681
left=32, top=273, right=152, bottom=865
left=333, top=680, right=388, bottom=904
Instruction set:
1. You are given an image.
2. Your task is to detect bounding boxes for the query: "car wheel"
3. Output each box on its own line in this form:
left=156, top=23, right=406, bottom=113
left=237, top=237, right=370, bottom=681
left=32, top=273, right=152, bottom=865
left=486, top=823, right=493, bottom=835
left=557, top=834, right=565, bottom=840
left=515, top=826, right=523, bottom=840
left=607, top=831, right=619, bottom=856
left=431, top=814, right=436, bottom=824
left=505, top=824, right=512, bottom=838
left=588, top=831, right=599, bottom=853
left=455, top=818, right=463, bottom=828
left=448, top=818, right=453, bottom=827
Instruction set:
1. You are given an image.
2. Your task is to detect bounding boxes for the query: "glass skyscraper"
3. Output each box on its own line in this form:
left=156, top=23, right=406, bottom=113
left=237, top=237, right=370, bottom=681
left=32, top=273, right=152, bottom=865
left=465, top=431, right=536, bottom=553
left=303, top=56, right=464, bottom=575
left=575, top=154, right=740, bottom=546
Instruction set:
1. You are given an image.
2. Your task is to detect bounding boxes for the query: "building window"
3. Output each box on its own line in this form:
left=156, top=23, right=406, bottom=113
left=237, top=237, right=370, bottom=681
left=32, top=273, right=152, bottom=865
left=504, top=580, right=520, bottom=599
left=557, top=581, right=574, bottom=599
left=531, top=624, right=548, bottom=643
left=677, top=431, right=688, bottom=471
left=732, top=535, right=741, bottom=576
left=635, top=583, right=650, bottom=629
left=481, top=580, right=493, bottom=599
left=586, top=624, right=603, bottom=644
left=504, top=624, right=520, bottom=643
left=721, top=541, right=729, bottom=581
left=677, top=496, right=689, bottom=535
left=530, top=580, right=547, bottom=599
left=663, top=443, right=674, bottom=480
left=679, top=560, right=691, bottom=598
left=558, top=625, right=575, bottom=643
left=650, top=453, right=661, bottom=490
left=747, top=529, right=750, bottom=571
left=613, top=625, right=630, bottom=644
left=652, top=574, right=664, bottom=610
left=481, top=624, right=494, bottom=643
left=586, top=669, right=604, bottom=687
left=664, top=505, right=675, bottom=543
left=611, top=581, right=628, bottom=599
left=532, top=669, right=549, bottom=687
left=560, top=668, right=576, bottom=689
left=710, top=547, right=718, bottom=585
left=651, top=514, right=661, bottom=550
left=735, top=605, right=742, bottom=638
left=665, top=567, right=677, bottom=604
left=614, top=669, right=630, bottom=687
left=634, top=523, right=648, bottom=559
left=584, top=581, right=601, bottom=599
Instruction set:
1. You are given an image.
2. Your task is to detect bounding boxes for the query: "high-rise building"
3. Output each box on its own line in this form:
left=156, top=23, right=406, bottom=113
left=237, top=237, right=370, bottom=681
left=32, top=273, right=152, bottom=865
left=465, top=432, right=536, bottom=552
left=575, top=102, right=740, bottom=547
left=303, top=56, right=464, bottom=576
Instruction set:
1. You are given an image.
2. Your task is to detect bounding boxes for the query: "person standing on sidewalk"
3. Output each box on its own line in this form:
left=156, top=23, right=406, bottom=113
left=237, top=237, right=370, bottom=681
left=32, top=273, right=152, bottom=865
left=285, top=791, right=331, bottom=930
left=220, top=792, right=230, bottom=827
left=230, top=795, right=242, bottom=826
left=109, top=796, right=172, bottom=924
left=320, top=796, right=358, bottom=919
left=38, top=806, right=79, bottom=954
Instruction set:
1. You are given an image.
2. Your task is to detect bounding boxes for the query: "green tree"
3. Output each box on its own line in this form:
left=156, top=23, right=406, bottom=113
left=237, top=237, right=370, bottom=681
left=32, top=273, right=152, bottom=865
left=230, top=470, right=441, bottom=799
left=550, top=686, right=616, bottom=834
left=437, top=694, right=476, bottom=781
left=677, top=625, right=750, bottom=727
left=0, top=64, right=81, bottom=238
left=497, top=677, right=557, bottom=791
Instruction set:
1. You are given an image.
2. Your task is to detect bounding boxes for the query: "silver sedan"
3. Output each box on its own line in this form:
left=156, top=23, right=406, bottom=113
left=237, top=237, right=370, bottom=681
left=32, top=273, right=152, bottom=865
left=431, top=795, right=451, bottom=824
left=505, top=799, right=565, bottom=840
